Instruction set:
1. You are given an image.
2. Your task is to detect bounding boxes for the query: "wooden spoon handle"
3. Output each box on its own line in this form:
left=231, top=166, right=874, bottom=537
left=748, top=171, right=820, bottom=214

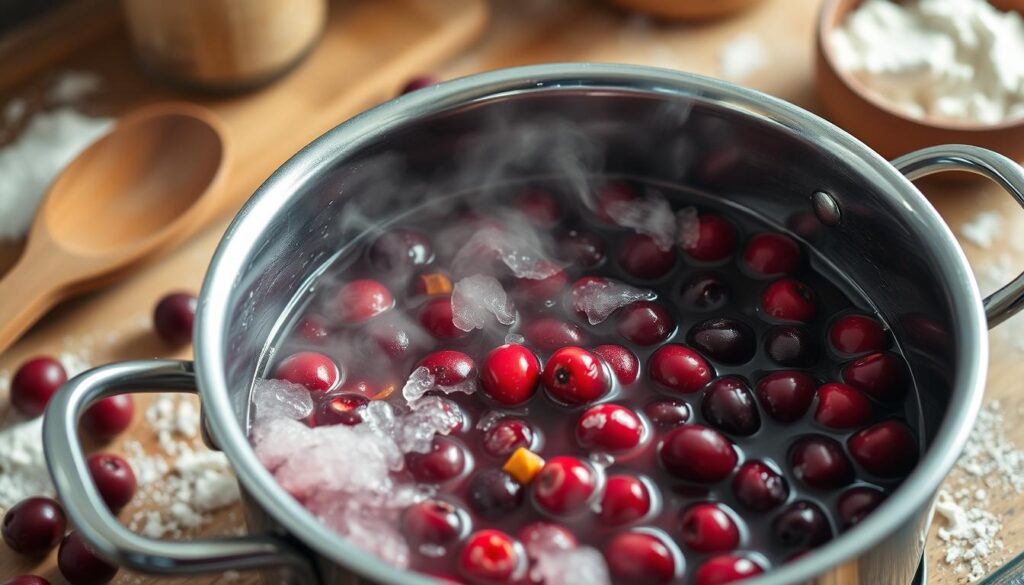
left=0, top=257, right=65, bottom=355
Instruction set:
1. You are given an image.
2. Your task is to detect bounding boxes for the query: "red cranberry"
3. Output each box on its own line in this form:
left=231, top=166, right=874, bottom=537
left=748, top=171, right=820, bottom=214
left=517, top=522, right=577, bottom=559
left=559, top=230, right=605, bottom=268
left=814, top=383, right=871, bottom=429
left=369, top=229, right=433, bottom=271
left=837, top=487, right=885, bottom=529
left=688, top=318, right=756, bottom=365
left=592, top=344, right=640, bottom=384
left=649, top=344, right=713, bottom=394
left=694, top=554, right=765, bottom=585
left=532, top=456, right=597, bottom=516
left=616, top=301, right=675, bottom=346
left=297, top=315, right=329, bottom=342
left=400, top=75, right=440, bottom=94
left=418, top=350, right=476, bottom=387
left=482, top=417, right=534, bottom=458
left=701, top=377, right=760, bottom=436
left=761, top=279, right=816, bottom=322
left=516, top=189, right=562, bottom=226
left=599, top=475, right=652, bottom=525
left=80, top=395, right=135, bottom=441
left=743, top=233, right=801, bottom=275
left=2, top=497, right=66, bottom=556
left=732, top=461, right=789, bottom=512
left=604, top=531, right=678, bottom=585
left=274, top=351, right=340, bottom=392
left=576, top=404, right=645, bottom=453
left=58, top=531, right=118, bottom=585
left=336, top=279, right=394, bottom=324
left=659, top=425, right=737, bottom=482
left=679, top=503, right=740, bottom=552
left=594, top=181, right=640, bottom=223
left=765, top=326, right=819, bottom=367
left=755, top=371, right=816, bottom=423
left=619, top=234, right=677, bottom=280
left=789, top=435, right=853, bottom=489
left=314, top=393, right=368, bottom=426
left=848, top=420, right=919, bottom=478
left=153, top=292, right=197, bottom=345
left=680, top=273, right=729, bottom=312
left=644, top=399, right=692, bottom=427
left=401, top=499, right=463, bottom=546
left=87, top=453, right=136, bottom=511
left=772, top=501, right=832, bottom=549
left=3, top=576, right=49, bottom=585
left=542, top=346, right=609, bottom=405
left=681, top=214, right=737, bottom=262
left=458, top=529, right=525, bottom=584
left=467, top=469, right=524, bottom=518
left=842, top=351, right=906, bottom=401
left=522, top=318, right=585, bottom=351
left=419, top=297, right=470, bottom=340
left=480, top=344, right=540, bottom=406
left=365, top=321, right=413, bottom=360
left=829, top=314, right=886, bottom=355
left=10, top=357, right=67, bottom=417
left=405, top=437, right=466, bottom=483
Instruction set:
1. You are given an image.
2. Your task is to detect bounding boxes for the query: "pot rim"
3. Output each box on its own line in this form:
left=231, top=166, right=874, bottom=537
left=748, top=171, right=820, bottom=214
left=196, top=63, right=987, bottom=584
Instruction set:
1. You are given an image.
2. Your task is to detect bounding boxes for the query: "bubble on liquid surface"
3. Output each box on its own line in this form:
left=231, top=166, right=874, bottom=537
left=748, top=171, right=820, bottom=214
left=252, top=379, right=314, bottom=422
left=533, top=546, right=611, bottom=585
left=451, top=274, right=517, bottom=332
left=452, top=226, right=561, bottom=280
left=677, top=206, right=700, bottom=249
left=575, top=279, right=656, bottom=325
left=606, top=193, right=676, bottom=251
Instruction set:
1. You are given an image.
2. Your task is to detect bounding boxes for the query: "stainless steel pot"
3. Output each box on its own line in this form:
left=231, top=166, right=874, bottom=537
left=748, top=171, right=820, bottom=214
left=43, top=64, right=1024, bottom=585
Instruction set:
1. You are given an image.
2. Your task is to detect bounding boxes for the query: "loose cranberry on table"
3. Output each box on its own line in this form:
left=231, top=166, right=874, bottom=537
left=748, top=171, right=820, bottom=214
left=405, top=437, right=466, bottom=483
left=701, top=376, right=761, bottom=436
left=814, top=383, right=871, bottom=429
left=576, top=403, right=645, bottom=453
left=399, top=75, right=440, bottom=94
left=755, top=371, right=816, bottom=423
left=592, top=344, right=639, bottom=384
left=618, top=234, right=677, bottom=280
left=688, top=318, right=756, bottom=365
left=314, top=393, right=368, bottom=426
left=515, top=189, right=562, bottom=226
left=659, top=424, right=737, bottom=482
left=829, top=314, right=886, bottom=355
left=87, top=453, right=137, bottom=511
left=532, top=456, right=597, bottom=516
left=761, top=278, right=817, bottom=322
left=2, top=497, right=66, bottom=556
left=837, top=486, right=885, bottom=529
left=847, top=420, right=919, bottom=478
left=369, top=228, right=433, bottom=271
left=616, top=301, right=675, bottom=346
left=401, top=499, right=464, bottom=547
left=644, top=399, right=691, bottom=427
left=80, top=395, right=135, bottom=441
left=743, top=233, right=801, bottom=275
left=517, top=522, right=577, bottom=559
left=694, top=554, right=765, bottom=585
left=680, top=272, right=729, bottom=312
left=733, top=460, right=789, bottom=512
left=152, top=292, right=197, bottom=345
left=789, top=435, right=854, bottom=489
left=417, top=350, right=476, bottom=387
left=58, top=531, right=118, bottom=585
left=773, top=500, right=832, bottom=549
left=458, top=529, right=525, bottom=584
left=842, top=351, right=906, bottom=401
left=10, top=356, right=67, bottom=417
left=599, top=475, right=652, bottom=525
left=480, top=344, right=540, bottom=406
left=467, top=469, right=523, bottom=518
left=594, top=181, right=639, bottom=223
left=2, top=576, right=49, bottom=585
left=481, top=417, right=535, bottom=458
left=273, top=351, right=340, bottom=393
left=681, top=213, right=737, bottom=262
left=522, top=318, right=585, bottom=352
left=542, top=346, right=609, bottom=405
left=649, top=344, right=712, bottom=394
left=419, top=297, right=470, bottom=340
left=558, top=229, right=605, bottom=268
left=604, top=531, right=678, bottom=585
left=679, top=502, right=740, bottom=553
left=764, top=325, right=819, bottom=367
left=335, top=279, right=394, bottom=324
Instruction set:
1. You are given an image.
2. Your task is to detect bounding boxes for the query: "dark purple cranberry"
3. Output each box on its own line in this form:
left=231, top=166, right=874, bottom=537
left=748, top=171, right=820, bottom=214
left=814, top=383, right=871, bottom=429
left=765, top=326, right=819, bottom=367
left=559, top=230, right=605, bottom=268
left=847, top=420, right=919, bottom=478
left=604, top=531, right=678, bottom=585
left=617, top=301, right=675, bottom=346
left=772, top=501, right=832, bottom=549
left=592, top=344, right=640, bottom=384
left=618, top=234, right=677, bottom=280
left=755, top=371, right=816, bottom=423
left=659, top=424, right=737, bottom=482
left=644, top=399, right=692, bottom=427
left=2, top=497, right=66, bottom=556
left=680, top=273, right=729, bottom=312
left=679, top=503, right=740, bottom=553
left=10, top=357, right=67, bottom=417
left=829, top=314, right=886, bottom=355
left=842, top=352, right=906, bottom=401
left=3, top=576, right=49, bottom=585
left=837, top=487, right=885, bottom=529
left=314, top=393, right=369, bottom=426
left=406, top=437, right=466, bottom=483
left=732, top=461, right=789, bottom=512
left=369, top=228, right=433, bottom=271
left=153, top=292, right=197, bottom=345
left=482, top=417, right=535, bottom=458
left=87, top=453, right=137, bottom=511
left=789, top=435, right=854, bottom=489
left=522, top=318, right=585, bottom=352
left=400, top=75, right=440, bottom=94
left=467, top=469, right=523, bottom=517
left=58, top=531, right=118, bottom=585
left=688, top=318, right=756, bottom=365
left=401, top=499, right=464, bottom=546
left=516, top=189, right=562, bottom=226
left=701, top=376, right=760, bottom=436
left=80, top=395, right=135, bottom=441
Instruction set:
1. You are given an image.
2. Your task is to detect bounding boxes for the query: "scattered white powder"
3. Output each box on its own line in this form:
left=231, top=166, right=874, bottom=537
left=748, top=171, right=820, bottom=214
left=47, top=71, right=102, bottom=104
left=0, top=414, right=52, bottom=513
left=720, top=33, right=767, bottom=81
left=961, top=210, right=1003, bottom=248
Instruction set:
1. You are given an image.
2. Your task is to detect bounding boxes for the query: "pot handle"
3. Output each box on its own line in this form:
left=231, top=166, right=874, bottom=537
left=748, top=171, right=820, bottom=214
left=891, top=144, right=1024, bottom=328
left=43, top=359, right=316, bottom=582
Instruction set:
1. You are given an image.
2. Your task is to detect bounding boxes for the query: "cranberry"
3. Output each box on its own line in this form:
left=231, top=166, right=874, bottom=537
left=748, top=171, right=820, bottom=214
left=542, top=346, right=609, bottom=405
left=679, top=503, right=739, bottom=552
left=335, top=279, right=394, bottom=323
left=616, top=301, right=675, bottom=346
left=87, top=453, right=136, bottom=511
left=764, top=326, right=819, bottom=367
left=405, top=437, right=466, bottom=483
left=649, top=344, right=713, bottom=394
left=297, top=315, right=329, bottom=342
left=688, top=318, right=756, bottom=365
left=576, top=404, right=645, bottom=453
left=532, top=456, right=597, bottom=516
left=732, top=461, right=789, bottom=512
left=681, top=214, right=737, bottom=262
left=604, top=531, right=678, bottom=585
left=644, top=399, right=692, bottom=427
left=659, top=425, right=737, bottom=482
left=467, top=469, right=524, bottom=518
left=772, top=501, right=832, bottom=549
left=401, top=499, right=463, bottom=546
left=419, top=298, right=471, bottom=341
left=400, top=75, right=440, bottom=94
left=514, top=264, right=569, bottom=303
left=761, top=279, right=816, bottom=322
left=10, top=356, right=67, bottom=417
left=480, top=344, right=540, bottom=406
left=365, top=321, right=413, bottom=360
left=559, top=230, right=605, bottom=268
left=743, top=233, right=801, bottom=275
left=2, top=497, right=66, bottom=556
left=599, top=475, right=652, bottom=525
left=522, top=318, right=585, bottom=351
left=755, top=371, right=816, bottom=423
left=58, top=531, right=118, bottom=585
left=516, top=189, right=562, bottom=226
left=701, top=376, right=761, bottom=436
left=482, top=417, right=535, bottom=458
left=814, top=383, right=871, bottom=429
left=594, top=181, right=640, bottom=223
left=3, top=577, right=49, bottom=585
left=517, top=522, right=577, bottom=559
left=274, top=351, right=340, bottom=392
left=592, top=344, right=640, bottom=384
left=829, top=314, right=886, bottom=355
left=458, top=529, right=525, bottom=584
left=618, top=234, right=677, bottom=280
left=152, top=292, right=197, bottom=345
left=842, top=351, right=906, bottom=401
left=418, top=350, right=476, bottom=387
left=680, top=273, right=729, bottom=312
left=369, top=229, right=433, bottom=271
left=789, top=435, right=853, bottom=489
left=314, top=393, right=368, bottom=426
left=694, top=554, right=765, bottom=585
left=80, top=395, right=135, bottom=441
left=848, top=420, right=919, bottom=478
left=837, top=487, right=885, bottom=529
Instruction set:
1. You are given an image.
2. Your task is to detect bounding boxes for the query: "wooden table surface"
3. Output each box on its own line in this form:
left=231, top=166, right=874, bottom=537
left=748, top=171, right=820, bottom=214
left=1, top=1, right=1022, bottom=584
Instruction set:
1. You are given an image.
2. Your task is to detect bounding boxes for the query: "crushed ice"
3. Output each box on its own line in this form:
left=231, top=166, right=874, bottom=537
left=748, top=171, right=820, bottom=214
left=605, top=193, right=676, bottom=251
left=533, top=547, right=611, bottom=585
left=451, top=226, right=561, bottom=280
left=402, top=366, right=476, bottom=402
left=252, top=379, right=314, bottom=422
left=573, top=278, right=656, bottom=325
left=451, top=274, right=517, bottom=332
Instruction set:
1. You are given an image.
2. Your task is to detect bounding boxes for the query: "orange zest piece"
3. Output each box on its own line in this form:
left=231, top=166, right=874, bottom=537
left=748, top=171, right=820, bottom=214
left=502, top=448, right=545, bottom=485
left=417, top=273, right=453, bottom=296
left=372, top=383, right=396, bottom=400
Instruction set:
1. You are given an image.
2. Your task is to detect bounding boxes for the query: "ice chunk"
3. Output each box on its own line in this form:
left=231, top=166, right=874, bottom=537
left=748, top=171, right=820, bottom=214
left=677, top=206, right=700, bottom=249
left=402, top=367, right=477, bottom=403
left=252, top=379, right=313, bottom=422
left=308, top=494, right=416, bottom=569
left=505, top=332, right=526, bottom=345
left=251, top=418, right=318, bottom=471
left=273, top=424, right=398, bottom=498
left=605, top=193, right=676, bottom=251
left=533, top=547, right=611, bottom=585
left=451, top=275, right=516, bottom=332
left=572, top=278, right=656, bottom=325
left=452, top=226, right=561, bottom=280
left=398, top=397, right=463, bottom=453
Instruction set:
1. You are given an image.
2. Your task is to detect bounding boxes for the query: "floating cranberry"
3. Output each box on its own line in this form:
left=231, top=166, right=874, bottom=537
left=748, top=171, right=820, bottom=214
left=481, top=417, right=534, bottom=459
left=644, top=399, right=692, bottom=427
left=619, top=234, right=677, bottom=280
left=559, top=230, right=605, bottom=268
left=772, top=501, right=832, bottom=549
left=10, top=356, right=67, bottom=417
left=701, top=377, right=761, bottom=436
left=594, top=181, right=640, bottom=223
left=599, top=475, right=652, bottom=526
left=80, top=395, right=135, bottom=441
left=87, top=454, right=136, bottom=511
left=765, top=326, right=819, bottom=367
left=2, top=497, right=66, bottom=556
left=814, top=383, right=871, bottom=430
left=481, top=344, right=540, bottom=406
left=659, top=425, right=737, bottom=482
left=406, top=437, right=466, bottom=483
left=274, top=351, right=340, bottom=393
left=694, top=554, right=765, bottom=585
left=842, top=351, right=906, bottom=401
left=2, top=576, right=49, bottom=585
left=369, top=229, right=433, bottom=271
left=680, top=273, right=729, bottom=312
left=418, top=350, right=477, bottom=387
left=515, top=265, right=569, bottom=303
left=604, top=531, right=678, bottom=585
left=592, top=344, right=640, bottom=384
left=688, top=318, right=756, bottom=365
left=314, top=393, right=369, bottom=426
left=829, top=314, right=886, bottom=355
left=755, top=371, right=816, bottom=423
left=679, top=503, right=740, bottom=553
left=365, top=321, right=413, bottom=360
left=761, top=279, right=816, bottom=322
left=732, top=461, right=789, bottom=512
left=468, top=469, right=523, bottom=518
left=458, top=529, right=525, bottom=584
left=58, top=531, right=118, bottom=585
left=518, top=522, right=577, bottom=560
left=152, top=292, right=197, bottom=345
left=533, top=456, right=597, bottom=516
left=682, top=214, right=737, bottom=262
left=743, top=233, right=801, bottom=275
left=542, top=346, right=609, bottom=406
left=516, top=189, right=562, bottom=226
left=837, top=487, right=885, bottom=529
left=848, top=420, right=919, bottom=478
left=576, top=404, right=645, bottom=453
left=789, top=436, right=853, bottom=489
left=522, top=318, right=585, bottom=351
left=400, top=75, right=440, bottom=94
left=336, top=279, right=394, bottom=324
left=402, top=499, right=463, bottom=546
left=297, top=315, right=329, bottom=342
left=616, top=301, right=675, bottom=346
left=649, top=344, right=712, bottom=394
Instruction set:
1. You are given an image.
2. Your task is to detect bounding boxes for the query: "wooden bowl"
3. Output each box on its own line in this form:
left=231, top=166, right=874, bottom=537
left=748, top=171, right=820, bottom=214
left=605, top=0, right=765, bottom=21
left=815, top=0, right=1024, bottom=160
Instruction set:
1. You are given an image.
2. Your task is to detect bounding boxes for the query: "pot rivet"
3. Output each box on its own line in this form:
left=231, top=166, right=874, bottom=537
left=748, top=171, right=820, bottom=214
left=812, top=191, right=841, bottom=226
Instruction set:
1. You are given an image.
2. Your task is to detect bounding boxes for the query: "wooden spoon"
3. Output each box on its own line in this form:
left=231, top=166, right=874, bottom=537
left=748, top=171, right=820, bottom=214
left=0, top=102, right=227, bottom=354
